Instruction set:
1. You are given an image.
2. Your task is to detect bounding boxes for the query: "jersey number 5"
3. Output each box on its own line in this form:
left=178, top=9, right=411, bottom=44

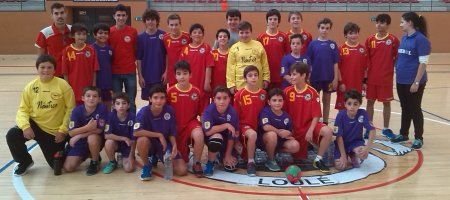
left=243, top=94, right=252, bottom=105
left=170, top=92, right=177, bottom=103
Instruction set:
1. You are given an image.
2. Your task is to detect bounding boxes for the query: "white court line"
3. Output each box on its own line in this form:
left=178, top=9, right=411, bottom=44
left=11, top=144, right=38, bottom=200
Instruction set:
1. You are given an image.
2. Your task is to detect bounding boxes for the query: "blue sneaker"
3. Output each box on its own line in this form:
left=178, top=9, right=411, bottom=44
left=140, top=164, right=152, bottom=181
left=204, top=161, right=214, bottom=176
left=363, top=129, right=369, bottom=139
left=411, top=139, right=423, bottom=150
left=391, top=134, right=409, bottom=143
left=382, top=129, right=396, bottom=139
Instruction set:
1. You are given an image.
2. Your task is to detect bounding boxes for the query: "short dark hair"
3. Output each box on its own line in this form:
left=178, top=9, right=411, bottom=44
left=113, top=92, right=130, bottom=104
left=268, top=88, right=284, bottom=100
left=83, top=86, right=101, bottom=96
left=238, top=21, right=252, bottom=32
left=71, top=23, right=88, bottom=36
left=290, top=62, right=309, bottom=78
left=174, top=60, right=191, bottom=74
left=266, top=9, right=281, bottom=23
left=167, top=13, right=181, bottom=24
left=189, top=23, right=204, bottom=35
left=142, top=9, right=160, bottom=27
left=213, top=85, right=232, bottom=98
left=375, top=13, right=391, bottom=25
left=148, top=84, right=167, bottom=98
left=226, top=9, right=241, bottom=20
left=216, top=28, right=230, bottom=39
left=344, top=89, right=362, bottom=104
left=114, top=4, right=127, bottom=15
left=243, top=65, right=259, bottom=78
left=35, top=54, right=56, bottom=70
left=344, top=22, right=360, bottom=36
left=93, top=23, right=110, bottom=36
left=288, top=11, right=303, bottom=22
left=50, top=2, right=64, bottom=14
left=289, top=33, right=304, bottom=44
left=317, top=17, right=333, bottom=29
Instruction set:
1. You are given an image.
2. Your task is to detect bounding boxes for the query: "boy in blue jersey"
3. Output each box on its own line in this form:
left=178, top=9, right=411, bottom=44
left=134, top=84, right=187, bottom=181
left=202, top=86, right=240, bottom=176
left=102, top=92, right=136, bottom=174
left=307, top=18, right=340, bottom=125
left=92, top=23, right=113, bottom=111
left=258, top=88, right=300, bottom=171
left=333, top=90, right=375, bottom=170
left=63, top=86, right=108, bottom=176
left=137, top=9, right=167, bottom=100
left=281, top=33, right=311, bottom=89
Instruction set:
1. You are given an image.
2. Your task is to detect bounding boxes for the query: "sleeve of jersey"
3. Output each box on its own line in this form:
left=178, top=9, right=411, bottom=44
left=92, top=49, right=100, bottom=71
left=392, top=36, right=400, bottom=61
left=333, top=112, right=344, bottom=137
left=16, top=85, right=32, bottom=131
left=201, top=109, right=213, bottom=133
left=416, top=36, right=431, bottom=56
left=333, top=42, right=340, bottom=63
left=284, top=34, right=291, bottom=53
left=205, top=45, right=215, bottom=68
left=133, top=29, right=138, bottom=60
left=59, top=84, right=75, bottom=133
left=233, top=91, right=241, bottom=116
left=136, top=35, right=143, bottom=60
left=231, top=108, right=240, bottom=137
left=260, top=47, right=270, bottom=82
left=312, top=90, right=322, bottom=118
left=259, top=108, right=270, bottom=127
left=35, top=32, right=46, bottom=49
left=280, top=56, right=288, bottom=77
left=97, top=106, right=108, bottom=130
left=133, top=109, right=148, bottom=132
left=104, top=113, right=113, bottom=135
left=286, top=114, right=293, bottom=131
left=69, top=107, right=80, bottom=131
left=129, top=114, right=137, bottom=140
left=226, top=47, right=237, bottom=88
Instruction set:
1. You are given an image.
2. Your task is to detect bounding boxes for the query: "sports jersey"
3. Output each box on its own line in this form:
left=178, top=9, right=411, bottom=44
left=69, top=103, right=108, bottom=133
left=62, top=44, right=99, bottom=103
left=396, top=31, right=431, bottom=84
left=16, top=77, right=75, bottom=135
left=257, top=31, right=290, bottom=85
left=180, top=43, right=215, bottom=91
left=333, top=109, right=374, bottom=146
left=105, top=110, right=135, bottom=140
left=134, top=104, right=177, bottom=139
left=284, top=85, right=321, bottom=135
left=163, top=32, right=191, bottom=85
left=167, top=84, right=202, bottom=129
left=258, top=106, right=292, bottom=132
left=234, top=88, right=267, bottom=130
left=286, top=29, right=312, bottom=55
left=226, top=40, right=270, bottom=90
left=109, top=25, right=138, bottom=74
left=201, top=103, right=239, bottom=134
left=137, top=29, right=167, bottom=84
left=365, top=33, right=399, bottom=86
left=35, top=24, right=73, bottom=77
left=211, top=49, right=228, bottom=90
left=92, top=43, right=113, bottom=90
left=307, top=39, right=340, bottom=82
left=280, top=53, right=311, bottom=89
left=339, top=42, right=367, bottom=92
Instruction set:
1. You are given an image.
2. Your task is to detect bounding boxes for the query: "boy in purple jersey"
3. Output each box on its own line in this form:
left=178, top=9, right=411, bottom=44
left=92, top=23, right=113, bottom=111
left=333, top=90, right=375, bottom=170
left=134, top=84, right=187, bottom=181
left=63, top=86, right=108, bottom=176
left=137, top=9, right=167, bottom=101
left=281, top=34, right=311, bottom=89
left=307, top=18, right=340, bottom=125
left=202, top=86, right=240, bottom=176
left=102, top=92, right=136, bottom=174
left=258, top=88, right=299, bottom=171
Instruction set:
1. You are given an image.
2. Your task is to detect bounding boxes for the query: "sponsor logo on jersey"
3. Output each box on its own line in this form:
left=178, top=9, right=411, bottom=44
left=124, top=36, right=131, bottom=43
left=164, top=112, right=171, bottom=120
left=51, top=92, right=62, bottom=100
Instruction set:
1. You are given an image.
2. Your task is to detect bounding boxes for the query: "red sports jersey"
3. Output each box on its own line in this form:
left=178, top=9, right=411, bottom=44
left=62, top=44, right=99, bottom=103
left=180, top=43, right=215, bottom=92
left=365, top=33, right=399, bottom=86
left=234, top=88, right=267, bottom=130
left=109, top=25, right=138, bottom=74
left=286, top=29, right=313, bottom=55
left=35, top=24, right=73, bottom=77
left=211, top=49, right=228, bottom=90
left=257, top=31, right=290, bottom=85
left=163, top=32, right=191, bottom=85
left=339, top=42, right=367, bottom=92
left=167, top=84, right=202, bottom=129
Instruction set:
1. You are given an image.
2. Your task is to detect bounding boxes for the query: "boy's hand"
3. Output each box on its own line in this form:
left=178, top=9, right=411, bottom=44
left=69, top=135, right=81, bottom=147
left=86, top=118, right=97, bottom=130
left=332, top=79, right=338, bottom=90
left=23, top=127, right=35, bottom=140
left=305, top=130, right=313, bottom=143
left=159, top=135, right=167, bottom=152
left=124, top=137, right=133, bottom=147
left=263, top=80, right=269, bottom=89
left=360, top=146, right=370, bottom=159
left=54, top=132, right=66, bottom=143
left=226, top=123, right=237, bottom=137
left=229, top=87, right=237, bottom=94
left=410, top=83, right=419, bottom=93
left=138, top=75, right=145, bottom=88
left=223, top=154, right=237, bottom=168
left=336, top=155, right=347, bottom=169
left=278, top=130, right=291, bottom=138
left=204, top=82, right=212, bottom=93
left=161, top=71, right=167, bottom=85
left=339, top=83, right=346, bottom=92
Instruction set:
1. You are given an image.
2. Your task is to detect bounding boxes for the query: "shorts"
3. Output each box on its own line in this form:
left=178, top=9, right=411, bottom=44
left=366, top=84, right=393, bottom=102
left=334, top=140, right=365, bottom=159
left=101, top=89, right=112, bottom=102
left=239, top=125, right=256, bottom=138
left=116, top=141, right=131, bottom=157
left=150, top=138, right=182, bottom=161
left=293, top=122, right=327, bottom=160
left=141, top=82, right=162, bottom=101
left=256, top=131, right=288, bottom=151
left=66, top=136, right=105, bottom=159
left=311, top=81, right=335, bottom=93
left=177, top=120, right=201, bottom=162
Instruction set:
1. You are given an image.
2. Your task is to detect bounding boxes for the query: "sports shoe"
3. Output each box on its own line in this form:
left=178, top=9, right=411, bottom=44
left=193, top=162, right=203, bottom=177
left=265, top=160, right=281, bottom=172
left=411, top=139, right=423, bottom=150
left=102, top=161, right=117, bottom=174
left=204, top=161, right=214, bottom=176
left=363, top=129, right=369, bottom=139
left=382, top=129, right=396, bottom=139
left=150, top=155, right=158, bottom=167
left=391, top=134, right=409, bottom=143
left=86, top=160, right=100, bottom=176
left=247, top=162, right=256, bottom=177
left=313, top=159, right=330, bottom=173
left=140, top=164, right=152, bottom=181
left=14, top=160, right=34, bottom=176
left=349, top=154, right=361, bottom=168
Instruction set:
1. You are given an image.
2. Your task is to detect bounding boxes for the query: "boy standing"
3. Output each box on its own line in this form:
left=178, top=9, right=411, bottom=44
left=286, top=11, right=312, bottom=55
left=280, top=34, right=311, bottom=90
left=213, top=9, right=241, bottom=49
left=211, top=29, right=230, bottom=90
left=92, top=23, right=113, bottom=111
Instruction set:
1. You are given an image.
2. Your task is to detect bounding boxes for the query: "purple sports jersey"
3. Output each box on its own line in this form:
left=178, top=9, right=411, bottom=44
left=133, top=104, right=176, bottom=140
left=201, top=103, right=239, bottom=134
left=69, top=103, right=109, bottom=132
left=280, top=54, right=311, bottom=89
left=137, top=29, right=166, bottom=85
left=307, top=39, right=340, bottom=82
left=92, top=43, right=113, bottom=90
left=258, top=106, right=292, bottom=132
left=333, top=109, right=374, bottom=152
left=105, top=110, right=136, bottom=140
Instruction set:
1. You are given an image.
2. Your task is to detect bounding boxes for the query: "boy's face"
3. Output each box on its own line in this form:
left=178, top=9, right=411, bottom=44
left=268, top=95, right=284, bottom=111
left=290, top=38, right=302, bottom=53
left=145, top=18, right=158, bottom=30
left=37, top=61, right=55, bottom=82
left=289, top=14, right=302, bottom=29
left=245, top=70, right=259, bottom=87
left=149, top=92, right=166, bottom=110
left=82, top=90, right=101, bottom=107
left=94, top=29, right=109, bottom=44
left=344, top=98, right=360, bottom=116
left=217, top=32, right=229, bottom=47
left=290, top=71, right=306, bottom=85
left=318, top=23, right=331, bottom=38
left=345, top=31, right=359, bottom=44
left=51, top=7, right=66, bottom=26
left=190, top=28, right=204, bottom=44
left=175, top=69, right=191, bottom=84
left=114, top=98, right=130, bottom=113
left=238, top=28, right=252, bottom=42
left=227, top=16, right=240, bottom=30
left=73, top=31, right=87, bottom=45
left=375, top=21, right=389, bottom=33
left=267, top=15, right=279, bottom=29
left=114, top=11, right=128, bottom=27
left=168, top=19, right=181, bottom=34
left=214, top=92, right=230, bottom=113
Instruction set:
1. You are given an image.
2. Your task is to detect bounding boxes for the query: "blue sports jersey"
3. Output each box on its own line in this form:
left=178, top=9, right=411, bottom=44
left=137, top=29, right=167, bottom=85
left=280, top=53, right=311, bottom=89
left=93, top=43, right=113, bottom=90
left=395, top=31, right=431, bottom=84
left=105, top=109, right=136, bottom=140
left=258, top=106, right=292, bottom=132
left=333, top=109, right=374, bottom=145
left=134, top=104, right=176, bottom=139
left=307, top=39, right=340, bottom=82
left=201, top=103, right=239, bottom=134
left=69, top=103, right=109, bottom=133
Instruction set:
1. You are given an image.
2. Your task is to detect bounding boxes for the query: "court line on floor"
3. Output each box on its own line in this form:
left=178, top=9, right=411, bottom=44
left=0, top=142, right=38, bottom=174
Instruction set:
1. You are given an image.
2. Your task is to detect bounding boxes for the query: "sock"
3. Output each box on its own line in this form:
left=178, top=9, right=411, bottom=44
left=314, top=155, right=323, bottom=162
left=248, top=158, right=255, bottom=163
left=383, top=127, right=388, bottom=130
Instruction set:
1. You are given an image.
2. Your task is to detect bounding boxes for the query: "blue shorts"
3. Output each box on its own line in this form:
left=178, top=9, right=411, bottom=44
left=101, top=89, right=112, bottom=102
left=116, top=141, right=131, bottom=157
left=334, top=140, right=365, bottom=159
left=150, top=138, right=182, bottom=161
left=256, top=132, right=288, bottom=151
left=141, top=82, right=162, bottom=101
left=67, top=138, right=89, bottom=158
left=311, top=81, right=335, bottom=93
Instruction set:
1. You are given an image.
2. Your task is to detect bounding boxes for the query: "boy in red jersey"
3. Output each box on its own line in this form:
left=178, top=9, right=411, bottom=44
left=336, top=22, right=367, bottom=110
left=167, top=60, right=204, bottom=177
left=284, top=63, right=333, bottom=173
left=62, top=23, right=99, bottom=105
left=163, top=13, right=191, bottom=86
left=234, top=65, right=267, bottom=176
left=211, top=29, right=230, bottom=90
left=364, top=14, right=399, bottom=139
left=257, top=9, right=290, bottom=89
left=286, top=11, right=312, bottom=55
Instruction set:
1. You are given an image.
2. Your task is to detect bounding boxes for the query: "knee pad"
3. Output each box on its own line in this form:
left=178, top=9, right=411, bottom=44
left=208, top=138, right=223, bottom=153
